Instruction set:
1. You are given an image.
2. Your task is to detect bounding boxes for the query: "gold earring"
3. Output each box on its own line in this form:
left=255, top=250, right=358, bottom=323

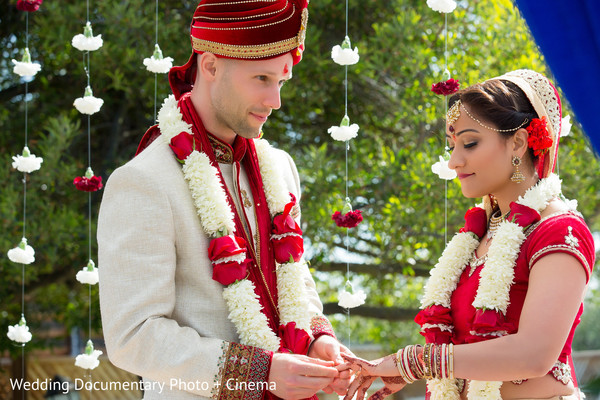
left=510, top=156, right=525, bottom=183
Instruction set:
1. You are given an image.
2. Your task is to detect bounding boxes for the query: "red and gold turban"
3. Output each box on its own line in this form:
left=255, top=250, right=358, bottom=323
left=169, top=0, right=309, bottom=99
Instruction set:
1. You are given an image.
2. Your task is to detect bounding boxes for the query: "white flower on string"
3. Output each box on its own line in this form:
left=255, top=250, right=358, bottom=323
left=561, top=115, right=572, bottom=137
left=76, top=260, right=99, bottom=285
left=71, top=21, right=103, bottom=52
left=431, top=155, right=457, bottom=180
left=7, top=238, right=35, bottom=265
left=12, top=48, right=41, bottom=77
left=143, top=44, right=174, bottom=74
left=328, top=115, right=359, bottom=141
left=331, top=36, right=360, bottom=66
left=75, top=340, right=103, bottom=370
left=7, top=316, right=32, bottom=344
left=338, top=283, right=367, bottom=309
left=74, top=86, right=104, bottom=115
left=12, top=146, right=43, bottom=173
left=427, top=0, right=457, bottom=13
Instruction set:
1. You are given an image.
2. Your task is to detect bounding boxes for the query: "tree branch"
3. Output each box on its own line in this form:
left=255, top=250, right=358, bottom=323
left=323, top=303, right=420, bottom=321
left=315, top=261, right=431, bottom=277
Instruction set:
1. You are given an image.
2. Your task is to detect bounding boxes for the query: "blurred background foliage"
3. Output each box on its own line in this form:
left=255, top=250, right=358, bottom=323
left=1, top=0, right=598, bottom=360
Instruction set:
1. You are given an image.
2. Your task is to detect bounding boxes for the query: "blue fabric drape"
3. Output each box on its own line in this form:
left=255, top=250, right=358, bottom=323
left=514, top=0, right=600, bottom=155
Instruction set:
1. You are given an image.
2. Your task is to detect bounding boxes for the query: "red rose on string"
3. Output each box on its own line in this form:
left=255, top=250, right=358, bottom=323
left=73, top=168, right=103, bottom=192
left=332, top=210, right=363, bottom=228
left=272, top=201, right=304, bottom=264
left=16, top=0, right=43, bottom=12
left=278, top=322, right=311, bottom=355
left=431, top=79, right=460, bottom=96
left=459, top=207, right=487, bottom=239
left=526, top=116, right=553, bottom=156
left=208, top=235, right=249, bottom=286
left=169, top=132, right=197, bottom=161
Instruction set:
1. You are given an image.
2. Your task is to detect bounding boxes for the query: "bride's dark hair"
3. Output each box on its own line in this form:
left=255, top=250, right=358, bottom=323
left=448, top=79, right=539, bottom=161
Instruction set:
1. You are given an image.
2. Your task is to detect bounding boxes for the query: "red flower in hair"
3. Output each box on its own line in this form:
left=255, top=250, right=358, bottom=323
left=526, top=116, right=553, bottom=156
left=73, top=175, right=103, bottom=192
left=16, top=0, right=43, bottom=12
left=431, top=79, right=460, bottom=96
left=332, top=210, right=363, bottom=228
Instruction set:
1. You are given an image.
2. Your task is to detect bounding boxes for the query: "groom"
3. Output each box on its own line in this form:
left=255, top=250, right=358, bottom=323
left=97, top=1, right=351, bottom=399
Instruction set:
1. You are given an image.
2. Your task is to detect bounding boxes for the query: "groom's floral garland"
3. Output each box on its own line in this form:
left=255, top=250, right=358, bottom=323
left=158, top=95, right=313, bottom=353
left=417, top=174, right=563, bottom=400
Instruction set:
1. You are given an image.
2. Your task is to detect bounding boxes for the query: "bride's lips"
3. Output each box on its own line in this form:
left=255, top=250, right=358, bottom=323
left=458, top=173, right=474, bottom=180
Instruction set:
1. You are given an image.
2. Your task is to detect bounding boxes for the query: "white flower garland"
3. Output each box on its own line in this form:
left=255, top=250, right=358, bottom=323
left=158, top=95, right=313, bottom=351
left=421, top=174, right=562, bottom=399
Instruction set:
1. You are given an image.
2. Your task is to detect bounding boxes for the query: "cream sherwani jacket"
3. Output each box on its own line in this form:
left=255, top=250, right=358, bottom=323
left=98, top=136, right=328, bottom=399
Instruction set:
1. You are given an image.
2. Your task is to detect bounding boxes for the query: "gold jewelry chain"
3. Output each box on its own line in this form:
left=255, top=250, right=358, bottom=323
left=461, top=102, right=529, bottom=132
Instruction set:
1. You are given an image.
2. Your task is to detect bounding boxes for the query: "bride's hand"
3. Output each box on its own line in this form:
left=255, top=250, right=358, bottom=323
left=342, top=354, right=406, bottom=400
left=342, top=353, right=399, bottom=377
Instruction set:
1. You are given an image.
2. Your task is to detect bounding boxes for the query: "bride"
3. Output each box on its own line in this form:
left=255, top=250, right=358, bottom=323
left=343, top=70, right=595, bottom=400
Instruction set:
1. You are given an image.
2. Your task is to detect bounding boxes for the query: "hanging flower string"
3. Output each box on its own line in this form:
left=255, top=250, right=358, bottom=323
left=338, top=282, right=366, bottom=309
left=427, top=0, right=457, bottom=13
left=12, top=47, right=41, bottom=77
left=332, top=198, right=363, bottom=228
left=144, top=44, right=173, bottom=74
left=75, top=340, right=102, bottom=370
left=7, top=316, right=33, bottom=344
left=12, top=146, right=43, bottom=173
left=74, top=167, right=104, bottom=192
left=7, top=238, right=35, bottom=265
left=7, top=2, right=43, bottom=348
left=74, top=85, right=104, bottom=115
left=432, top=154, right=457, bottom=180
left=71, top=1, right=103, bottom=377
left=331, top=36, right=359, bottom=66
left=72, top=21, right=103, bottom=52
left=329, top=3, right=365, bottom=313
left=328, top=115, right=359, bottom=142
left=16, top=0, right=43, bottom=12
left=76, top=260, right=99, bottom=285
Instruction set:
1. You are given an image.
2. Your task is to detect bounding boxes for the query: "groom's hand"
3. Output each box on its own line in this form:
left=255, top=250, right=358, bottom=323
left=308, top=335, right=353, bottom=395
left=267, top=353, right=338, bottom=399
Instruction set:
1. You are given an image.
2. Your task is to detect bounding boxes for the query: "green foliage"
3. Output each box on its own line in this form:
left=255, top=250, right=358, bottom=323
left=1, top=0, right=598, bottom=356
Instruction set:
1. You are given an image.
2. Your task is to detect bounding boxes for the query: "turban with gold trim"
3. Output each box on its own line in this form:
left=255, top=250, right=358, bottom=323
left=169, top=0, right=309, bottom=99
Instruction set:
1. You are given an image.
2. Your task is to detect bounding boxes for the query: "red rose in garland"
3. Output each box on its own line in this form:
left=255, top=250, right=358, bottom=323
left=73, top=167, right=103, bottom=192
left=271, top=198, right=304, bottom=264
left=16, top=0, right=43, bottom=12
left=459, top=207, right=487, bottom=239
left=208, top=235, right=250, bottom=286
left=278, top=322, right=311, bottom=355
left=508, top=202, right=541, bottom=229
left=169, top=131, right=198, bottom=161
